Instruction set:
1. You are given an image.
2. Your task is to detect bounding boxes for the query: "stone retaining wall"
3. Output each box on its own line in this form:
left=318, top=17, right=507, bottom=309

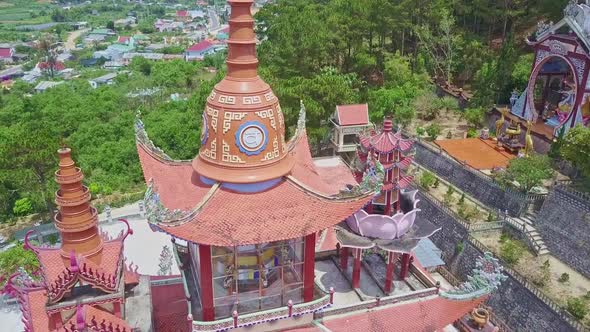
left=418, top=192, right=581, bottom=331
left=414, top=140, right=528, bottom=216
left=536, top=186, right=590, bottom=278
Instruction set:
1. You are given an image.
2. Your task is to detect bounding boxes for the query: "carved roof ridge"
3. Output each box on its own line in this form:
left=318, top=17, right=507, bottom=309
left=134, top=112, right=192, bottom=165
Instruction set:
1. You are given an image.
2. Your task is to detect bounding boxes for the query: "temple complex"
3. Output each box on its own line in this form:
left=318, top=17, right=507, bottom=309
left=6, top=1, right=507, bottom=331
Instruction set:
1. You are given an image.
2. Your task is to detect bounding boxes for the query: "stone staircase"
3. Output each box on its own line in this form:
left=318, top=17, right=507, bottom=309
left=508, top=213, right=550, bottom=256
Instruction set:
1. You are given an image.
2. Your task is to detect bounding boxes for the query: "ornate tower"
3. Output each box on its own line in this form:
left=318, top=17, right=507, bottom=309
left=54, top=147, right=103, bottom=263
left=194, top=0, right=293, bottom=183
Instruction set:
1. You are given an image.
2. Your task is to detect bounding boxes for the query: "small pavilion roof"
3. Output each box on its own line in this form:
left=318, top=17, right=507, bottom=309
left=59, top=305, right=132, bottom=332
left=359, top=119, right=413, bottom=154
left=335, top=104, right=370, bottom=126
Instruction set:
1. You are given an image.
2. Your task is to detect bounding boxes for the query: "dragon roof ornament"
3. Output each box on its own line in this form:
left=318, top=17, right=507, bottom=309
left=135, top=111, right=178, bottom=162
left=440, top=252, right=507, bottom=300
left=143, top=180, right=193, bottom=224
left=339, top=159, right=385, bottom=198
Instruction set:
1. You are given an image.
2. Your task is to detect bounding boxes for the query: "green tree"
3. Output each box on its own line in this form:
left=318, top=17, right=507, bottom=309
left=0, top=244, right=40, bottom=285
left=561, top=125, right=590, bottom=178
left=12, top=198, right=33, bottom=216
left=566, top=297, right=587, bottom=320
left=505, top=154, right=553, bottom=192
left=106, top=20, right=115, bottom=31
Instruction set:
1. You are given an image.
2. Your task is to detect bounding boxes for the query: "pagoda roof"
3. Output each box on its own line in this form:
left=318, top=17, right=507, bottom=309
left=59, top=305, right=132, bottom=332
left=359, top=120, right=413, bottom=154
left=137, top=113, right=374, bottom=246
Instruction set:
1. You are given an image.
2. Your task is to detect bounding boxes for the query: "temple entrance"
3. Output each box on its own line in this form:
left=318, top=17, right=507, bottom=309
left=530, top=56, right=577, bottom=132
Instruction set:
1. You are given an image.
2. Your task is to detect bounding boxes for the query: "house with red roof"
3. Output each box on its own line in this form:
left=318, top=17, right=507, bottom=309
left=185, top=39, right=226, bottom=61
left=35, top=61, right=66, bottom=75
left=331, top=103, right=373, bottom=153
left=176, top=10, right=191, bottom=22
left=0, top=47, right=15, bottom=63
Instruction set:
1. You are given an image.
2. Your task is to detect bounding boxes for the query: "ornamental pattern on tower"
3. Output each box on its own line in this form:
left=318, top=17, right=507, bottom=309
left=255, top=109, right=276, bottom=129
left=223, top=139, right=246, bottom=163
left=206, top=107, right=219, bottom=133
left=223, top=112, right=248, bottom=134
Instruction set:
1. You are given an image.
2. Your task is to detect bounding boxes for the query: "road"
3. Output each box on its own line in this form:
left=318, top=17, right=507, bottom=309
left=65, top=28, right=89, bottom=50
left=208, top=8, right=220, bottom=30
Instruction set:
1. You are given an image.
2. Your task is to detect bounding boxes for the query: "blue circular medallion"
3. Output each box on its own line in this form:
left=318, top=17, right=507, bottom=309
left=235, top=121, right=269, bottom=156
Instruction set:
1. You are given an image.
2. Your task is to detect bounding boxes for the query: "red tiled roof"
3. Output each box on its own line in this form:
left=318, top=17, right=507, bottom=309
left=137, top=142, right=211, bottom=210
left=0, top=47, right=13, bottom=58
left=156, top=178, right=372, bottom=246
left=139, top=131, right=372, bottom=246
left=59, top=305, right=131, bottom=332
left=22, top=289, right=50, bottom=332
left=322, top=295, right=487, bottom=332
left=360, top=131, right=413, bottom=153
left=37, top=61, right=66, bottom=71
left=336, top=104, right=370, bottom=126
left=150, top=279, right=190, bottom=332
left=177, top=10, right=188, bottom=17
left=187, top=40, right=214, bottom=52
left=118, top=36, right=130, bottom=43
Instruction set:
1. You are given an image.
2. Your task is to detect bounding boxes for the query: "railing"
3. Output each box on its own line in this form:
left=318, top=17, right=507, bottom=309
left=555, top=183, right=590, bottom=207
left=317, top=287, right=439, bottom=319
left=503, top=216, right=542, bottom=254
left=434, top=266, right=460, bottom=287
left=467, top=236, right=586, bottom=331
left=192, top=294, right=332, bottom=331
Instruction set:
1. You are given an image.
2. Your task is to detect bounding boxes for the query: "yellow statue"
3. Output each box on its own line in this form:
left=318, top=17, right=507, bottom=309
left=524, top=121, right=534, bottom=157
left=505, top=122, right=521, bottom=137
left=494, top=108, right=508, bottom=141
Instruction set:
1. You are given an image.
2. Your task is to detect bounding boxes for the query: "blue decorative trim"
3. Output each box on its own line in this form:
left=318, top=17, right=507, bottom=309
left=200, top=176, right=217, bottom=186
left=200, top=112, right=209, bottom=146
left=222, top=178, right=282, bottom=193
left=235, top=121, right=269, bottom=156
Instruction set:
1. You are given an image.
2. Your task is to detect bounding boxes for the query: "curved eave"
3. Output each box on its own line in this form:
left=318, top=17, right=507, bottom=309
left=150, top=176, right=373, bottom=246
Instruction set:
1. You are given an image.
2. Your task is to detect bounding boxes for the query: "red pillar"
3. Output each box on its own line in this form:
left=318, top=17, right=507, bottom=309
left=198, top=244, right=215, bottom=321
left=303, top=232, right=316, bottom=302
left=352, top=248, right=362, bottom=289
left=49, top=312, right=62, bottom=330
left=400, top=253, right=410, bottom=280
left=113, top=301, right=122, bottom=318
left=384, top=252, right=394, bottom=293
left=340, top=246, right=349, bottom=270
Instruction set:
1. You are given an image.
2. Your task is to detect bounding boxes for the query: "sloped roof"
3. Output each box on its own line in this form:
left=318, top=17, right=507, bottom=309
left=321, top=295, right=487, bottom=332
left=187, top=40, right=214, bottom=52
left=176, top=10, right=188, bottom=17
left=336, top=104, right=370, bottom=126
left=0, top=47, right=13, bottom=58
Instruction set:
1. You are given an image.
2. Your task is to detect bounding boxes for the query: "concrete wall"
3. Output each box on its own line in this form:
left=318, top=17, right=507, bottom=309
left=414, top=141, right=527, bottom=216
left=536, top=186, right=590, bottom=278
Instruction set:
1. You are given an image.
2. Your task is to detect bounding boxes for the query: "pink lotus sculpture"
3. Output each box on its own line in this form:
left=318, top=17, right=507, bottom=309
left=346, top=190, right=420, bottom=240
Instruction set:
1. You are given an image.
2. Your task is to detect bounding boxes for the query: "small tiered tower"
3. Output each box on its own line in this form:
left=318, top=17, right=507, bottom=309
left=356, top=118, right=414, bottom=216
left=8, top=148, right=137, bottom=332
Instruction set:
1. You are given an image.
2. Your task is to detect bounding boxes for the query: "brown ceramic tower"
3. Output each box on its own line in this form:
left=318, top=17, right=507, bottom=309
left=54, top=148, right=103, bottom=264
left=193, top=0, right=294, bottom=183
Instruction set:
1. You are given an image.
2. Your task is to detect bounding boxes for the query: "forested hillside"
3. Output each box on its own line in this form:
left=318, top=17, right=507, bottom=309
left=0, top=0, right=572, bottom=221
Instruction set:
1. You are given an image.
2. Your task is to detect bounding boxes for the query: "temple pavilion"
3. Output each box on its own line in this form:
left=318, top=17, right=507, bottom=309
left=7, top=1, right=507, bottom=331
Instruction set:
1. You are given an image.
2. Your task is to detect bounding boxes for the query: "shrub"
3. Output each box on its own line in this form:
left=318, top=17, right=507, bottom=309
left=559, top=273, right=570, bottom=283
left=47, top=234, right=59, bottom=245
left=467, top=128, right=478, bottom=138
left=532, top=259, right=551, bottom=287
left=500, top=238, right=525, bottom=265
left=443, top=186, right=455, bottom=206
left=566, top=297, right=588, bottom=320
left=458, top=192, right=466, bottom=205
left=446, top=130, right=453, bottom=139
left=433, top=178, right=440, bottom=188
left=13, top=198, right=33, bottom=216
left=426, top=123, right=442, bottom=140
left=464, top=107, right=485, bottom=128
left=419, top=171, right=436, bottom=189
left=416, top=126, right=426, bottom=137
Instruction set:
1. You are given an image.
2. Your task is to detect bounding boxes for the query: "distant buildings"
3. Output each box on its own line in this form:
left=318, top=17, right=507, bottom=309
left=88, top=72, right=118, bottom=89
left=34, top=81, right=64, bottom=93
left=84, top=28, right=116, bottom=44
left=0, top=47, right=15, bottom=63
left=185, top=40, right=226, bottom=61
left=154, top=19, right=184, bottom=32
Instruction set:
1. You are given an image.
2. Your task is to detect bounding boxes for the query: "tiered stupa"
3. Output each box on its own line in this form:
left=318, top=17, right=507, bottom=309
left=8, top=148, right=137, bottom=331
left=135, top=0, right=373, bottom=328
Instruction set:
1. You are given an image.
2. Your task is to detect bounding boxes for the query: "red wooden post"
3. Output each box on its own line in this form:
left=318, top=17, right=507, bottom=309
left=198, top=244, right=215, bottom=321
left=340, top=246, right=349, bottom=270
left=365, top=204, right=374, bottom=214
left=113, top=301, right=122, bottom=318
left=400, top=253, right=410, bottom=280
left=303, top=232, right=316, bottom=302
left=352, top=248, right=362, bottom=289
left=384, top=251, right=394, bottom=293
left=232, top=311, right=238, bottom=328
left=287, top=300, right=293, bottom=317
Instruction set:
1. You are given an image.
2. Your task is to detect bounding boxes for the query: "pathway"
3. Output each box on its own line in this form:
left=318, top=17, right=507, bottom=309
left=507, top=213, right=549, bottom=255
left=65, top=28, right=88, bottom=50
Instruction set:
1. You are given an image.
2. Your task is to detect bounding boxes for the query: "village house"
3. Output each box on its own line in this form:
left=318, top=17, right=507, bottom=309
left=88, top=72, right=118, bottom=89
left=154, top=19, right=184, bottom=32
left=34, top=81, right=64, bottom=93
left=0, top=46, right=15, bottom=63
left=185, top=40, right=225, bottom=61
